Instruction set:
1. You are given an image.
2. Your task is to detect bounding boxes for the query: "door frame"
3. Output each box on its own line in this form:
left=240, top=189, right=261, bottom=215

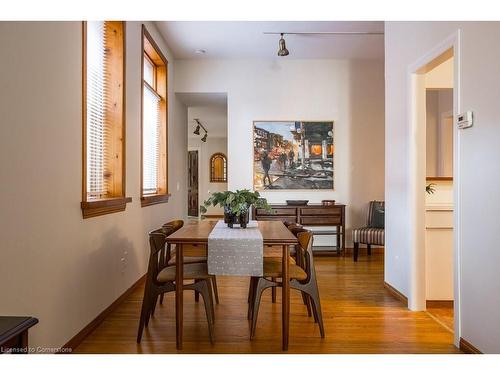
left=188, top=147, right=201, bottom=218
left=407, top=30, right=462, bottom=346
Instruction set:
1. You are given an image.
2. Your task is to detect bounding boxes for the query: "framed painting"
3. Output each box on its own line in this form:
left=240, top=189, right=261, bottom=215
left=253, top=121, right=334, bottom=190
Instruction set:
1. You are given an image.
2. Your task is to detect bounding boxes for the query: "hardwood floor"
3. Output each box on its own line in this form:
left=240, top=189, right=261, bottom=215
left=427, top=306, right=454, bottom=333
left=74, top=254, right=461, bottom=353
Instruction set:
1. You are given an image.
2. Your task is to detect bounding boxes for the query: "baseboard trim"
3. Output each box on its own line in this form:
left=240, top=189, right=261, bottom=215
left=426, top=300, right=454, bottom=309
left=203, top=214, right=224, bottom=219
left=384, top=281, right=408, bottom=307
left=62, top=274, right=146, bottom=352
left=459, top=337, right=482, bottom=354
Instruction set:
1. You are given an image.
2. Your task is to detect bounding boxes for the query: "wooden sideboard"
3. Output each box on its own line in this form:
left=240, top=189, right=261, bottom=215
left=0, top=316, right=38, bottom=354
left=253, top=203, right=346, bottom=255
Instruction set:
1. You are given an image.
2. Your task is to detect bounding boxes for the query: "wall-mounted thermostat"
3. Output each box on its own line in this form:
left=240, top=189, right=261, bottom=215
left=457, top=111, right=473, bottom=129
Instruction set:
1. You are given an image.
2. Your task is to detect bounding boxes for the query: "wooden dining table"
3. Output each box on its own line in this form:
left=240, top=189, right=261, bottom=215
left=166, top=220, right=298, bottom=351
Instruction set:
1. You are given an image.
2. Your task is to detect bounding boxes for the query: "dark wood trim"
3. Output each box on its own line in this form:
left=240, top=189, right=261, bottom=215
left=203, top=214, right=224, bottom=219
left=426, top=177, right=453, bottom=181
left=62, top=274, right=146, bottom=352
left=141, top=193, right=171, bottom=207
left=384, top=281, right=408, bottom=307
left=426, top=300, right=454, bottom=309
left=459, top=337, right=482, bottom=354
left=81, top=197, right=132, bottom=219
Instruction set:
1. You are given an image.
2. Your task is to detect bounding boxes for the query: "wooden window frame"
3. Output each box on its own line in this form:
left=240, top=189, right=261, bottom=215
left=81, top=21, right=131, bottom=219
left=140, top=24, right=170, bottom=207
left=210, top=153, right=227, bottom=183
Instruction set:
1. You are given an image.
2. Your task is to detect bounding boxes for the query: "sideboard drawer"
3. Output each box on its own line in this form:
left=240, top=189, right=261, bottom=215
left=256, top=208, right=296, bottom=216
left=300, top=207, right=342, bottom=216
left=300, top=216, right=341, bottom=225
left=255, top=216, right=296, bottom=222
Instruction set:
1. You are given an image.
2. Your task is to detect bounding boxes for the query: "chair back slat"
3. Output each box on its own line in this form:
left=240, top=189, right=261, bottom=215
left=297, top=230, right=314, bottom=283
left=162, top=219, right=184, bottom=233
left=148, top=229, right=168, bottom=284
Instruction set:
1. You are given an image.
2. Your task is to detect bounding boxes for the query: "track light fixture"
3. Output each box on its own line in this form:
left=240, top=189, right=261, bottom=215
left=265, top=30, right=384, bottom=57
left=277, top=33, right=289, bottom=57
left=193, top=118, right=208, bottom=142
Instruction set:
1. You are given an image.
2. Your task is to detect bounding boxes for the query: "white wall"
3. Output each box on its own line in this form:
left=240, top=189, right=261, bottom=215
left=175, top=59, right=385, bottom=245
left=0, top=22, right=188, bottom=348
left=385, top=21, right=500, bottom=353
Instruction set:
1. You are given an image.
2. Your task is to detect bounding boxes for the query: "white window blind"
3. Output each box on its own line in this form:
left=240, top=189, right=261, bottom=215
left=86, top=21, right=110, bottom=200
left=142, top=82, right=161, bottom=195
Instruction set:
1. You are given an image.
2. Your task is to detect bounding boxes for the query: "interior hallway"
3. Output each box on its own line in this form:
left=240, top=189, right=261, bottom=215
left=74, top=253, right=461, bottom=354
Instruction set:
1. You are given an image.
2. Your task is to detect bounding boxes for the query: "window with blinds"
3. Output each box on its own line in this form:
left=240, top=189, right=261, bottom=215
left=142, top=81, right=161, bottom=195
left=141, top=25, right=168, bottom=206
left=82, top=21, right=128, bottom=218
left=86, top=21, right=109, bottom=199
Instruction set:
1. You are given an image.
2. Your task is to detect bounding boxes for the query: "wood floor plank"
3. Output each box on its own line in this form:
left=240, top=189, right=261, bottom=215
left=73, top=254, right=461, bottom=354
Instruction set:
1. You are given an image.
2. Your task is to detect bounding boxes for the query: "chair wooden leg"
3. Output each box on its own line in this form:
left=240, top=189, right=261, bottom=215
left=137, top=282, right=152, bottom=343
left=309, top=286, right=325, bottom=338
left=211, top=276, right=220, bottom=304
left=150, top=295, right=158, bottom=317
left=198, top=281, right=215, bottom=344
left=251, top=278, right=274, bottom=339
left=159, top=293, right=164, bottom=305
left=354, top=242, right=359, bottom=262
left=206, top=278, right=216, bottom=322
left=271, top=278, right=277, bottom=303
left=308, top=278, right=325, bottom=338
left=248, top=277, right=254, bottom=303
left=301, top=291, right=312, bottom=317
left=194, top=279, right=200, bottom=302
left=367, top=244, right=372, bottom=256
left=247, top=277, right=257, bottom=320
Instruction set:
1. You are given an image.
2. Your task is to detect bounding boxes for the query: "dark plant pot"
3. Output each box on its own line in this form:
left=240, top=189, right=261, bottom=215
left=224, top=205, right=250, bottom=228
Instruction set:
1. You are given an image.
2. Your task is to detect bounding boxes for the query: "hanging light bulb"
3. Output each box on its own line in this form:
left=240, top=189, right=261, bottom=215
left=278, top=33, right=289, bottom=56
left=201, top=132, right=208, bottom=142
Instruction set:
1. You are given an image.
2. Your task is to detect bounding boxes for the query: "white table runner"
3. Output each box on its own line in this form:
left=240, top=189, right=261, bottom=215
left=207, top=220, right=263, bottom=276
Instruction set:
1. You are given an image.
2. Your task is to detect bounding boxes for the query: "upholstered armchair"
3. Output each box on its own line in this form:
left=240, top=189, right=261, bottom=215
left=352, top=201, right=385, bottom=262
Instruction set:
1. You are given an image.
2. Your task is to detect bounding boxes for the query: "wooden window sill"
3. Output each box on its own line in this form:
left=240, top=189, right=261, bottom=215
left=141, top=194, right=170, bottom=207
left=81, top=197, right=132, bottom=219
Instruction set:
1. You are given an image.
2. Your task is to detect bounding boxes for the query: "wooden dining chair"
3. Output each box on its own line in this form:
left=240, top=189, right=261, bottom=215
left=247, top=222, right=305, bottom=307
left=165, top=224, right=219, bottom=305
left=248, top=228, right=325, bottom=339
left=156, top=220, right=219, bottom=307
left=137, top=229, right=215, bottom=344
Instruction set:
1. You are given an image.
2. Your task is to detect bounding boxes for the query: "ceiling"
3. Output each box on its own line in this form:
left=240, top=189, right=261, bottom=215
left=155, top=21, right=384, bottom=60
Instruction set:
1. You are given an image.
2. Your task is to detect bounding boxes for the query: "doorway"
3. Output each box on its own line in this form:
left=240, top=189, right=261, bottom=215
left=407, top=31, right=461, bottom=346
left=177, top=93, right=228, bottom=219
left=188, top=150, right=199, bottom=217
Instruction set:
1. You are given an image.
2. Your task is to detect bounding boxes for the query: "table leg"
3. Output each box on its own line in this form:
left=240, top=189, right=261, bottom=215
left=282, top=244, right=290, bottom=351
left=336, top=225, right=340, bottom=255
left=175, top=243, right=184, bottom=350
left=342, top=223, right=346, bottom=256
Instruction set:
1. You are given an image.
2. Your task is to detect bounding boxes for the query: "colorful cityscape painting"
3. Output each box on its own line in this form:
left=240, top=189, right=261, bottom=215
left=253, top=121, right=334, bottom=190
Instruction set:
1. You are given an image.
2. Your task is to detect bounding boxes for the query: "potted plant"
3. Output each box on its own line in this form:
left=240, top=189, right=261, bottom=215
left=200, top=189, right=271, bottom=228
